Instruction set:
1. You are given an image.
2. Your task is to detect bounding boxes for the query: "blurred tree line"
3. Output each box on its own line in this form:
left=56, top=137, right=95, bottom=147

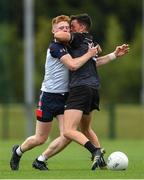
left=0, top=0, right=142, bottom=104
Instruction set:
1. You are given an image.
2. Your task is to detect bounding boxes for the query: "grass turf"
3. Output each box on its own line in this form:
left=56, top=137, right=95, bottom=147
left=0, top=139, right=144, bottom=179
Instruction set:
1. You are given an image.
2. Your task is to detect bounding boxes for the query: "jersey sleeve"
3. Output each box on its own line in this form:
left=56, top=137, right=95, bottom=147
left=50, top=42, right=68, bottom=59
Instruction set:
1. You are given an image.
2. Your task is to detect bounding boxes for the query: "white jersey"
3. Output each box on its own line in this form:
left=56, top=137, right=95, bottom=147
left=41, top=42, right=69, bottom=93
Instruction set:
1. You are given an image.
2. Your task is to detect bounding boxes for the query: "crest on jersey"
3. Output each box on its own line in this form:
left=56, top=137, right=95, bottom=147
left=60, top=48, right=66, bottom=53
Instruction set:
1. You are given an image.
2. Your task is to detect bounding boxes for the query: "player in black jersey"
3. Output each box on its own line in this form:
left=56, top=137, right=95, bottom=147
left=64, top=14, right=107, bottom=170
left=55, top=13, right=129, bottom=170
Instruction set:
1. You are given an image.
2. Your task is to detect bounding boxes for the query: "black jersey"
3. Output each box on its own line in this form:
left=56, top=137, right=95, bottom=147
left=68, top=32, right=100, bottom=89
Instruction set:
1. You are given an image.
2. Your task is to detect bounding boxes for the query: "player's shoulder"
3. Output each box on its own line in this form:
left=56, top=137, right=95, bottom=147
left=83, top=32, right=93, bottom=39
left=71, top=32, right=82, bottom=38
left=71, top=32, right=93, bottom=41
left=49, top=41, right=68, bottom=58
left=49, top=41, right=65, bottom=50
left=70, top=32, right=84, bottom=45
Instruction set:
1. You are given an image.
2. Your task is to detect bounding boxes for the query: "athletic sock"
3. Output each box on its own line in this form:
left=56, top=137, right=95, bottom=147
left=16, top=146, right=23, bottom=156
left=84, top=141, right=99, bottom=154
left=37, top=155, right=47, bottom=162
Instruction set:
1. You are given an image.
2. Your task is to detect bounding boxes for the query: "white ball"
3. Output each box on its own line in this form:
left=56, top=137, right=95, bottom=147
left=107, top=151, right=128, bottom=170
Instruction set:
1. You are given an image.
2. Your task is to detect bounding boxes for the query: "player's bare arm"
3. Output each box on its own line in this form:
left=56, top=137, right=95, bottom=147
left=60, top=46, right=98, bottom=71
left=54, top=31, right=71, bottom=42
left=96, top=44, right=129, bottom=67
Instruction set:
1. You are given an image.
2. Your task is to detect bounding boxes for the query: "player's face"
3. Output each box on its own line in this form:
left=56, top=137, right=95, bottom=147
left=53, top=21, right=70, bottom=33
left=70, top=20, right=85, bottom=33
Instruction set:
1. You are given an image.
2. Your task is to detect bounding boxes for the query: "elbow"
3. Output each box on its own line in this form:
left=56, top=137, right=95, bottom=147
left=69, top=65, right=78, bottom=71
left=68, top=63, right=78, bottom=71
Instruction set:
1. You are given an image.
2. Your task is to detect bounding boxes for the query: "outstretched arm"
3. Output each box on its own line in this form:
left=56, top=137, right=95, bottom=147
left=96, top=44, right=129, bottom=67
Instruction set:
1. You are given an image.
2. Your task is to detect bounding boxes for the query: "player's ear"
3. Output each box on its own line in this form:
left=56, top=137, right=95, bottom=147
left=52, top=24, right=56, bottom=34
left=52, top=27, right=55, bottom=34
left=81, top=24, right=86, bottom=32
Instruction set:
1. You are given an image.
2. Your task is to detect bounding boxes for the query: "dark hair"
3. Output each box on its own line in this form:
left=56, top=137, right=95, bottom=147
left=70, top=13, right=92, bottom=31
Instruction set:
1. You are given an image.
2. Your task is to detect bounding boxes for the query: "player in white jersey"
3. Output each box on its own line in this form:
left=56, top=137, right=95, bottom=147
left=10, top=15, right=98, bottom=170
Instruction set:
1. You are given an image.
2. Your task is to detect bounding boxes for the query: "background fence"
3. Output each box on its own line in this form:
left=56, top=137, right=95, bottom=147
left=0, top=103, right=143, bottom=140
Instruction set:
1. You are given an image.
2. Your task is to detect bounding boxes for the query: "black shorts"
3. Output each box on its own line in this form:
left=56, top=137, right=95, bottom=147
left=65, top=85, right=100, bottom=114
left=36, top=91, right=68, bottom=122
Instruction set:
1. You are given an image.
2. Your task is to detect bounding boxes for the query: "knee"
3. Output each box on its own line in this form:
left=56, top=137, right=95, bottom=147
left=82, top=129, right=91, bottom=137
left=61, top=135, right=71, bottom=144
left=35, top=136, right=47, bottom=146
left=63, top=130, right=70, bottom=139
left=55, top=135, right=71, bottom=147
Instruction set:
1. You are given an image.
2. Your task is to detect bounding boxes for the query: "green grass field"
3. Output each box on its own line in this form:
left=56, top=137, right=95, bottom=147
left=0, top=139, right=144, bottom=179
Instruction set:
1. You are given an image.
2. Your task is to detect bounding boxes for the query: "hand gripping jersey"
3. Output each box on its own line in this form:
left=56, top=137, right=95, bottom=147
left=68, top=32, right=100, bottom=89
left=41, top=41, right=69, bottom=93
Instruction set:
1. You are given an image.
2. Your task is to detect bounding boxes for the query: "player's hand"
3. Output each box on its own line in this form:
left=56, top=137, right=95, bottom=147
left=114, top=44, right=129, bottom=57
left=88, top=44, right=99, bottom=57
left=96, top=44, right=102, bottom=54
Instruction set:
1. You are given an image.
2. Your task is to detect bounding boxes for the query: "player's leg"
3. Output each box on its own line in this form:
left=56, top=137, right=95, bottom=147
left=63, top=86, right=92, bottom=145
left=21, top=120, right=52, bottom=151
left=63, top=86, right=101, bottom=160
left=64, top=109, right=89, bottom=145
left=63, top=86, right=106, bottom=171
left=80, top=113, right=107, bottom=169
left=41, top=114, right=71, bottom=159
left=10, top=91, right=53, bottom=170
left=32, top=92, right=70, bottom=170
left=80, top=113, right=100, bottom=147
left=63, top=109, right=99, bottom=155
left=10, top=120, right=52, bottom=170
left=34, top=114, right=71, bottom=167
left=64, top=109, right=103, bottom=167
left=32, top=115, right=70, bottom=170
left=85, top=88, right=107, bottom=170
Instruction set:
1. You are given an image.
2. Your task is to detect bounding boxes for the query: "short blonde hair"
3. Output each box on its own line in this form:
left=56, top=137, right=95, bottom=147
left=52, top=15, right=70, bottom=26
